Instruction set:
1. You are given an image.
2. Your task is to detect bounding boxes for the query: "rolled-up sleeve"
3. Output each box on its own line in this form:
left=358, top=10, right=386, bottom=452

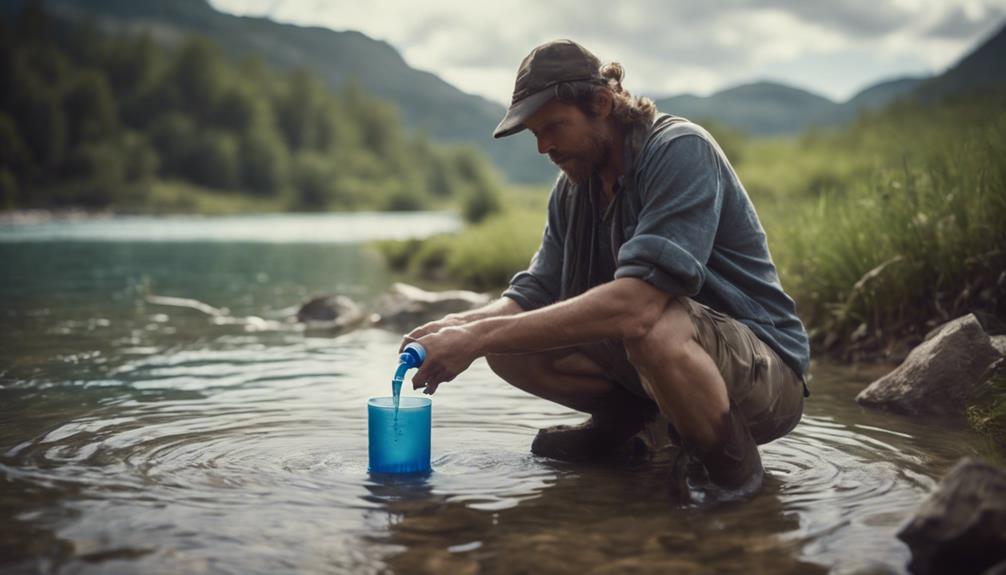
left=614, top=134, right=723, bottom=297
left=502, top=184, right=565, bottom=310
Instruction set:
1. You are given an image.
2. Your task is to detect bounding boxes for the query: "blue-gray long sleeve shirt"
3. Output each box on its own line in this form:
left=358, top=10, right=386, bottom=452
left=502, top=114, right=811, bottom=378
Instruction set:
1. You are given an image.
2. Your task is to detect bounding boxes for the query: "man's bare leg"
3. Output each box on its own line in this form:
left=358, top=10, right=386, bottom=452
left=623, top=298, right=763, bottom=494
left=487, top=350, right=657, bottom=460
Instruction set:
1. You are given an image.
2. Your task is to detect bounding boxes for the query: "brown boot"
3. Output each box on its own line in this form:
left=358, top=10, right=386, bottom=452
left=531, top=393, right=657, bottom=462
left=683, top=408, right=764, bottom=502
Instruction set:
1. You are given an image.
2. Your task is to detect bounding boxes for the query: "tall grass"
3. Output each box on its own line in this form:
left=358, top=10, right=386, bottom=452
left=751, top=97, right=1006, bottom=358
left=374, top=207, right=545, bottom=291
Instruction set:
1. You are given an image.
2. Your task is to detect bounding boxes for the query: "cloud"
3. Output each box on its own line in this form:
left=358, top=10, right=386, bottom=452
left=749, top=0, right=914, bottom=37
left=925, top=4, right=1006, bottom=38
left=209, top=0, right=1006, bottom=103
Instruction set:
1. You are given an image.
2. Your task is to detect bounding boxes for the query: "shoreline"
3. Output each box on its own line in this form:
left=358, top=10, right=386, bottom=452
left=0, top=208, right=118, bottom=225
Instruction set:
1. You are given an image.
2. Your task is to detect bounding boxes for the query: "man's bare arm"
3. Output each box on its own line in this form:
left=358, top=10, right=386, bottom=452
left=449, top=296, right=525, bottom=323
left=467, top=278, right=671, bottom=355
left=409, top=278, right=672, bottom=391
left=400, top=296, right=524, bottom=349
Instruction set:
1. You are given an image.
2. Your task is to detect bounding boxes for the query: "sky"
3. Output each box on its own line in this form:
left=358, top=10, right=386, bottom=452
left=209, top=0, right=1006, bottom=105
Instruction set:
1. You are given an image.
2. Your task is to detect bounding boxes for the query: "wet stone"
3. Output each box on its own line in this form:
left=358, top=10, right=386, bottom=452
left=856, top=314, right=1002, bottom=416
left=991, top=335, right=1006, bottom=357
left=897, top=457, right=1006, bottom=575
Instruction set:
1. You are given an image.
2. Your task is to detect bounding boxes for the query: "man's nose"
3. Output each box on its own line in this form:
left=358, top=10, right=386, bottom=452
left=536, top=136, right=554, bottom=156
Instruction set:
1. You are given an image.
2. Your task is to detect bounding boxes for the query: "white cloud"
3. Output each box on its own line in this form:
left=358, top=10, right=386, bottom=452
left=209, top=0, right=1006, bottom=103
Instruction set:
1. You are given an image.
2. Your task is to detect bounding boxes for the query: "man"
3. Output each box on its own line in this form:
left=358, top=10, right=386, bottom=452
left=401, top=39, right=810, bottom=499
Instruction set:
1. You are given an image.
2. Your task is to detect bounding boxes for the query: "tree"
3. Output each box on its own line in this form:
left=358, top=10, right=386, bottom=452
left=62, top=138, right=127, bottom=206
left=148, top=112, right=197, bottom=176
left=186, top=129, right=239, bottom=189
left=106, top=32, right=167, bottom=127
left=0, top=169, right=17, bottom=209
left=453, top=149, right=503, bottom=223
left=172, top=37, right=227, bottom=122
left=275, top=70, right=328, bottom=151
left=64, top=69, right=118, bottom=148
left=239, top=125, right=289, bottom=195
left=0, top=114, right=29, bottom=179
left=216, top=83, right=265, bottom=133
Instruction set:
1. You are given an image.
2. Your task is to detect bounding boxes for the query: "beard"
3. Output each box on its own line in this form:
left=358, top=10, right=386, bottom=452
left=550, top=131, right=611, bottom=185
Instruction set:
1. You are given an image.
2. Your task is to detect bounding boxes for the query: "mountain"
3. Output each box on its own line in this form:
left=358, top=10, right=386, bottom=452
left=831, top=77, right=926, bottom=122
left=914, top=22, right=1006, bottom=102
left=0, top=0, right=554, bottom=183
left=654, top=82, right=836, bottom=136
left=653, top=78, right=927, bottom=136
left=655, top=21, right=1005, bottom=136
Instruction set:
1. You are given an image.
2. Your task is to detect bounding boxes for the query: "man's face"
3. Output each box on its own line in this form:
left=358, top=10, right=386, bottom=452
left=524, top=99, right=611, bottom=184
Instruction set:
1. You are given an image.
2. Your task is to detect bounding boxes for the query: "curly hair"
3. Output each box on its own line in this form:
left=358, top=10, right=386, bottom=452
left=554, top=62, right=656, bottom=129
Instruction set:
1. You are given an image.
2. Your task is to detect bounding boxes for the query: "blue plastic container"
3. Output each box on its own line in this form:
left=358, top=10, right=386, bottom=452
left=399, top=342, right=426, bottom=369
left=368, top=396, right=432, bottom=474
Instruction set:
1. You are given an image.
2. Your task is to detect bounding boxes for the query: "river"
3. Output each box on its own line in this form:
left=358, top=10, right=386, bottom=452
left=0, top=213, right=986, bottom=574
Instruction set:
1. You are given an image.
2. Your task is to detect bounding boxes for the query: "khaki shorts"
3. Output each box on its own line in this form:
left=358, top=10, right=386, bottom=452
left=580, top=298, right=806, bottom=445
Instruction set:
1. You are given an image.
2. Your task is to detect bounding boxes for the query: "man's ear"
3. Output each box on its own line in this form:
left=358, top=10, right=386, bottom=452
left=591, top=89, right=614, bottom=118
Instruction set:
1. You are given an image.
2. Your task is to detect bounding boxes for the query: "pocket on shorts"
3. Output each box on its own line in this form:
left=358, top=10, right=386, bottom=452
left=689, top=302, right=760, bottom=407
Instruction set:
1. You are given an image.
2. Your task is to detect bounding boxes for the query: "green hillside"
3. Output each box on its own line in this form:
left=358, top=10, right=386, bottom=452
left=0, top=0, right=555, bottom=183
left=0, top=3, right=504, bottom=214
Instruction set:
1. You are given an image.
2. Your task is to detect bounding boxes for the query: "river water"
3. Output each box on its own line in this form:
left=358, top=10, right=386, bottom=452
left=0, top=213, right=988, bottom=574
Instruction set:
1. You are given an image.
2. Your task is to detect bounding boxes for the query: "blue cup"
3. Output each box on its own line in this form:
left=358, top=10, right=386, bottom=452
left=368, top=397, right=432, bottom=474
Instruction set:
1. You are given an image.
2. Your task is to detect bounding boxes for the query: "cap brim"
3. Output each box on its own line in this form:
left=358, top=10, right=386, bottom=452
left=493, top=88, right=555, bottom=139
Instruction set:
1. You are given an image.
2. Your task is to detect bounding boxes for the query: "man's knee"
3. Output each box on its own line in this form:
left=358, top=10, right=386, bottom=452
left=623, top=297, right=698, bottom=371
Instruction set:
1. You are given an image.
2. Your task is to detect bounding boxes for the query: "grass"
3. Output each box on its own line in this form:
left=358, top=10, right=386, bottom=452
left=136, top=180, right=294, bottom=214
left=967, top=361, right=1006, bottom=461
left=748, top=98, right=1006, bottom=359
left=374, top=206, right=546, bottom=291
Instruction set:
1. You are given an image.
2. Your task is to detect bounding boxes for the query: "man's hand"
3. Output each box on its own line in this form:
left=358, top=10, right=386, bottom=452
left=399, top=314, right=466, bottom=352
left=410, top=325, right=483, bottom=395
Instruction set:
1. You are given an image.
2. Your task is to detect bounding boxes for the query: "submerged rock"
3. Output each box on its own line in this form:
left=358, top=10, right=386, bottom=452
left=372, top=282, right=489, bottom=328
left=145, top=294, right=226, bottom=317
left=856, top=314, right=1003, bottom=416
left=295, top=294, right=368, bottom=332
left=897, top=457, right=1006, bottom=575
left=295, top=283, right=489, bottom=333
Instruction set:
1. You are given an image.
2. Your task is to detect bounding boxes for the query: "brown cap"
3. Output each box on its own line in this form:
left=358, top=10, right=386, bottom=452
left=493, top=40, right=603, bottom=139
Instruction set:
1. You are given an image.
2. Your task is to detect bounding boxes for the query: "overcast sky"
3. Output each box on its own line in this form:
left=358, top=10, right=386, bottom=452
left=209, top=0, right=1006, bottom=105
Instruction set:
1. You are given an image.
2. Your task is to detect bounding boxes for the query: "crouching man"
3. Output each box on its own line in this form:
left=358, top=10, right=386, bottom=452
left=401, top=40, right=810, bottom=499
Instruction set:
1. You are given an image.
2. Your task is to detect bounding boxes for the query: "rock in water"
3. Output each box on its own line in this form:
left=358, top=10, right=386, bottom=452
left=296, top=294, right=368, bottom=332
left=991, top=335, right=1006, bottom=357
left=372, top=282, right=489, bottom=328
left=897, top=458, right=1006, bottom=575
left=856, top=314, right=1003, bottom=416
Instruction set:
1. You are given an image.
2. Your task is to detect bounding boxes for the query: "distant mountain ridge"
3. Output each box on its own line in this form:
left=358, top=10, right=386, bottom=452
left=655, top=22, right=1005, bottom=136
left=4, top=0, right=1004, bottom=174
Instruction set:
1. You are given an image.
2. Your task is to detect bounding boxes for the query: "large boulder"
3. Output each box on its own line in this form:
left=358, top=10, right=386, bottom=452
left=296, top=294, right=368, bottom=332
left=897, top=457, right=1006, bottom=575
left=856, top=314, right=1003, bottom=416
left=372, top=282, right=489, bottom=328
